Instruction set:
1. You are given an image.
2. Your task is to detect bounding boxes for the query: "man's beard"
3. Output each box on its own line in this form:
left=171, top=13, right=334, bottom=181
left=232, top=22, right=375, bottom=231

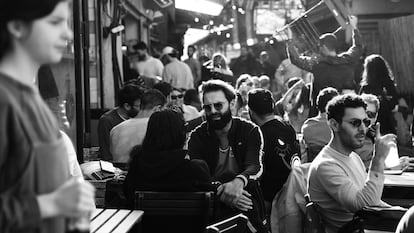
left=138, top=54, right=146, bottom=61
left=127, top=108, right=139, bottom=118
left=206, top=108, right=232, bottom=130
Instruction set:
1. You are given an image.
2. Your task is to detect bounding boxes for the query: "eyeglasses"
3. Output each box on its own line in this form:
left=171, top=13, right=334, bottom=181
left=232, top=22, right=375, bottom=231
left=366, top=111, right=378, bottom=119
left=170, top=94, right=183, bottom=100
left=202, top=102, right=226, bottom=112
left=344, top=118, right=371, bottom=128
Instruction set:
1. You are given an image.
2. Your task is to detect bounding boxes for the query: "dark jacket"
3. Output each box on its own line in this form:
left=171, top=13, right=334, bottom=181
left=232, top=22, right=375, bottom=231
left=123, top=146, right=212, bottom=206
left=288, top=29, right=363, bottom=106
left=187, top=117, right=263, bottom=183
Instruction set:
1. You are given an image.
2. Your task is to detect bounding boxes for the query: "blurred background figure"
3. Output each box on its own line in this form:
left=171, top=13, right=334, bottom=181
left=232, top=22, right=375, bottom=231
left=275, top=78, right=311, bottom=133
left=359, top=54, right=399, bottom=135
left=259, top=75, right=271, bottom=90
left=161, top=46, right=194, bottom=90
left=132, top=41, right=164, bottom=88
left=184, top=45, right=201, bottom=88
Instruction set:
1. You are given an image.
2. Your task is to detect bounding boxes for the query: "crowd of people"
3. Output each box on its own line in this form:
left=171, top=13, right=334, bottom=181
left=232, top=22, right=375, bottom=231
left=1, top=0, right=414, bottom=231
left=98, top=14, right=414, bottom=233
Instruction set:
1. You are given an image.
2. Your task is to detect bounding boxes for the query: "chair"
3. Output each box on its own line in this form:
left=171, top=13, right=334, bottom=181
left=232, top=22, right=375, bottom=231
left=206, top=214, right=248, bottom=233
left=135, top=191, right=215, bottom=233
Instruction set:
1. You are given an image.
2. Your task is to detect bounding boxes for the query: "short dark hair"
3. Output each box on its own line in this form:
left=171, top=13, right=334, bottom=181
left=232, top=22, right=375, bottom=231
left=153, top=81, right=172, bottom=97
left=183, top=89, right=200, bottom=105
left=118, top=84, right=143, bottom=106
left=142, top=109, right=186, bottom=152
left=319, top=33, right=337, bottom=51
left=188, top=45, right=196, bottom=50
left=202, top=79, right=236, bottom=103
left=248, top=89, right=274, bottom=115
left=141, top=89, right=167, bottom=110
left=133, top=41, right=147, bottom=51
left=317, top=87, right=339, bottom=113
left=326, top=94, right=367, bottom=123
left=0, top=0, right=66, bottom=59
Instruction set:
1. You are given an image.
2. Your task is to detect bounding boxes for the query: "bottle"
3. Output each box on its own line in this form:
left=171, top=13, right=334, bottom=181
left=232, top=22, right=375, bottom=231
left=66, top=215, right=90, bottom=233
left=304, top=194, right=325, bottom=233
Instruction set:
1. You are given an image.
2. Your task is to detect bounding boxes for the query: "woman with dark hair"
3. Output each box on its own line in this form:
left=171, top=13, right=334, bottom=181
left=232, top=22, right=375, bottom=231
left=123, top=109, right=212, bottom=205
left=359, top=54, right=399, bottom=134
left=0, top=0, right=95, bottom=232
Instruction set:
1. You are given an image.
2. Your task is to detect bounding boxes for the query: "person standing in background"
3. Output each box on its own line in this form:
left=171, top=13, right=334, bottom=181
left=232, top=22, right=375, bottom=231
left=161, top=46, right=194, bottom=90
left=0, top=0, right=95, bottom=232
left=132, top=41, right=164, bottom=87
left=184, top=45, right=201, bottom=88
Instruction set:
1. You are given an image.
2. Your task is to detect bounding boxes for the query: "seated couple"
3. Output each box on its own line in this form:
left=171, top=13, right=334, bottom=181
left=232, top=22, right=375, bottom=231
left=124, top=80, right=270, bottom=233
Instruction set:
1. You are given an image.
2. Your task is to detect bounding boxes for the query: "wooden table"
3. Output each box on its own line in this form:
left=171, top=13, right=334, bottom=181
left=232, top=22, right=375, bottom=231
left=90, top=208, right=144, bottom=233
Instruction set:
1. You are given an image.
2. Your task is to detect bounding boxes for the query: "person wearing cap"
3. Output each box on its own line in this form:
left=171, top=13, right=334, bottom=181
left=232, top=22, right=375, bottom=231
left=161, top=46, right=194, bottom=90
left=287, top=15, right=362, bottom=117
left=132, top=41, right=164, bottom=87
left=247, top=89, right=300, bottom=213
left=187, top=79, right=268, bottom=232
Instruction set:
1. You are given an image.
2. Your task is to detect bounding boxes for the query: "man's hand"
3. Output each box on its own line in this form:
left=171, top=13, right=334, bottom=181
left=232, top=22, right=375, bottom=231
left=348, top=15, right=358, bottom=29
left=233, top=191, right=253, bottom=211
left=38, top=178, right=96, bottom=218
left=217, top=178, right=245, bottom=206
left=371, top=123, right=397, bottom=172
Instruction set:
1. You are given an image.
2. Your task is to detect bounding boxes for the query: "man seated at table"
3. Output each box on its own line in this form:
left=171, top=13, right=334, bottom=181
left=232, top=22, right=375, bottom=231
left=302, top=87, right=339, bottom=162
left=110, top=89, right=166, bottom=163
left=188, top=79, right=268, bottom=233
left=308, top=94, right=394, bottom=233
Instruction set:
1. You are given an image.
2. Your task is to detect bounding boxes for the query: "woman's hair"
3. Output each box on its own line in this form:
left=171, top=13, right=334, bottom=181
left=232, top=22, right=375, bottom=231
left=235, top=74, right=252, bottom=90
left=212, top=53, right=227, bottom=69
left=360, top=54, right=394, bottom=88
left=142, top=109, right=186, bottom=152
left=0, top=0, right=66, bottom=59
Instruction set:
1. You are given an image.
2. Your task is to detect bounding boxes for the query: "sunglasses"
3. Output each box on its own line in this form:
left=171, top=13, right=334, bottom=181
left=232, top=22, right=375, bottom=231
left=366, top=111, right=378, bottom=119
left=344, top=118, right=371, bottom=128
left=170, top=94, right=184, bottom=100
left=202, top=102, right=226, bottom=112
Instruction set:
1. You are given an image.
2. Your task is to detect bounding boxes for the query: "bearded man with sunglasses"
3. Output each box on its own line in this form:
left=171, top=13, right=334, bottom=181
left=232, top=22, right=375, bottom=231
left=188, top=79, right=268, bottom=232
left=307, top=94, right=396, bottom=233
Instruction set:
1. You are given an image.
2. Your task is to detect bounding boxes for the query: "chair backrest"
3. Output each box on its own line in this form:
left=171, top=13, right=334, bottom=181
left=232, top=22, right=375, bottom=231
left=134, top=191, right=215, bottom=216
left=206, top=214, right=248, bottom=233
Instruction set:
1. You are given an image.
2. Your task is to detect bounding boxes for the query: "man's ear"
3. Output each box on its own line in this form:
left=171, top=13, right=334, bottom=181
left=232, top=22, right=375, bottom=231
left=328, top=118, right=339, bottom=132
left=122, top=103, right=131, bottom=111
left=229, top=99, right=236, bottom=109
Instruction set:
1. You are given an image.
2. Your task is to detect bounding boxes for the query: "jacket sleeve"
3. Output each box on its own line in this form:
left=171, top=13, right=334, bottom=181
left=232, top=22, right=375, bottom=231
left=187, top=130, right=204, bottom=160
left=242, top=126, right=264, bottom=181
left=0, top=102, right=42, bottom=231
left=286, top=42, right=315, bottom=72
left=343, top=29, right=363, bottom=61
